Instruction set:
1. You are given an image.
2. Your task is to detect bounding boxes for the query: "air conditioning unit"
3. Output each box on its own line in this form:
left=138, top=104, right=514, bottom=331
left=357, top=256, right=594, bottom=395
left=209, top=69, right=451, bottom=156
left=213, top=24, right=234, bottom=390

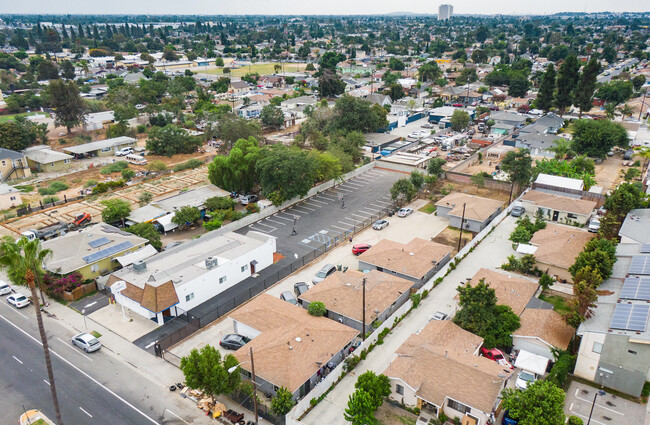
left=205, top=256, right=219, bottom=269
left=133, top=260, right=147, bottom=272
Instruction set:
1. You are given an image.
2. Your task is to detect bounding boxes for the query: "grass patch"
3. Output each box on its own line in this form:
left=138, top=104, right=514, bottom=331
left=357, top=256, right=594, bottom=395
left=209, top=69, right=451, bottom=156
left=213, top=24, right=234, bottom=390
left=418, top=202, right=437, bottom=214
left=38, top=181, right=69, bottom=195
left=91, top=331, right=102, bottom=338
left=539, top=293, right=573, bottom=316
left=31, top=419, right=47, bottom=425
left=200, top=62, right=308, bottom=77
left=100, top=161, right=129, bottom=174
left=0, top=112, right=47, bottom=123
left=15, top=184, right=35, bottom=192
left=41, top=196, right=59, bottom=204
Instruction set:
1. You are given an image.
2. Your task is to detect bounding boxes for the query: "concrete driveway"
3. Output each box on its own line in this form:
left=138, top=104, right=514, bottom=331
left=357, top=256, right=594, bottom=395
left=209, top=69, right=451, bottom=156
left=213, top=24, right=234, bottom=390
left=564, top=380, right=645, bottom=425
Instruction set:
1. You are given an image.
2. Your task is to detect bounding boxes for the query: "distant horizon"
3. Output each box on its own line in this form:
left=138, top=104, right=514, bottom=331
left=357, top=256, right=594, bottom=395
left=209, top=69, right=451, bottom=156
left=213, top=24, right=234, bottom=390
left=0, top=0, right=648, bottom=17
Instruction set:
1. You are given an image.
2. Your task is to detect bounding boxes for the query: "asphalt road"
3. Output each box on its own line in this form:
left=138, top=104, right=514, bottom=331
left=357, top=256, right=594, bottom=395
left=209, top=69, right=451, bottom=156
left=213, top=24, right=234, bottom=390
left=597, top=58, right=639, bottom=83
left=0, top=301, right=200, bottom=425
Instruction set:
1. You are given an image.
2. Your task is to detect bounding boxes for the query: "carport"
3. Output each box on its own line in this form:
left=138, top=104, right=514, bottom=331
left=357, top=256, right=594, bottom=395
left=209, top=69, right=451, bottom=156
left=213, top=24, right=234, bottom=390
left=514, top=349, right=549, bottom=375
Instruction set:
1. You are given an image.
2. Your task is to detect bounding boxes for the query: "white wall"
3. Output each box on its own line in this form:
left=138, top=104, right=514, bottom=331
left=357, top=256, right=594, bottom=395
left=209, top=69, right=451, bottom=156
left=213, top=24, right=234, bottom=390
left=513, top=336, right=554, bottom=360
left=233, top=319, right=262, bottom=340
left=387, top=378, right=418, bottom=406
left=574, top=332, right=605, bottom=381
left=114, top=290, right=156, bottom=320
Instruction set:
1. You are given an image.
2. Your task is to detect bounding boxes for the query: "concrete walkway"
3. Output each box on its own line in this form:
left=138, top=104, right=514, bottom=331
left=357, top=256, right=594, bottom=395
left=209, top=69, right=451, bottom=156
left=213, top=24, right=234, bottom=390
left=299, top=214, right=520, bottom=425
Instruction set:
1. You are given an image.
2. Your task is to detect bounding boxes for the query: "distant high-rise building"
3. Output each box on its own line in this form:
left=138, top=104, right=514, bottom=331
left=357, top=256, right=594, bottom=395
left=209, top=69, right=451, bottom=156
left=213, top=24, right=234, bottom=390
left=438, top=4, right=453, bottom=21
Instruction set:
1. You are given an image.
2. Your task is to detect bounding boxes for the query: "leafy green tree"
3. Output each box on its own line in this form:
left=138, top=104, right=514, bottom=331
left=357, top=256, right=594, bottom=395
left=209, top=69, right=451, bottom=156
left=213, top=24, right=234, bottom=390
left=539, top=274, right=554, bottom=290
left=501, top=380, right=566, bottom=425
left=596, top=80, right=634, bottom=105
left=0, top=117, right=48, bottom=151
left=210, top=76, right=230, bottom=93
left=310, top=150, right=343, bottom=182
left=101, top=199, right=131, bottom=226
left=390, top=178, right=417, bottom=204
left=208, top=137, right=261, bottom=193
left=604, top=182, right=646, bottom=219
left=121, top=168, right=135, bottom=180
left=215, top=113, right=261, bottom=145
left=37, top=60, right=59, bottom=80
left=172, top=206, right=201, bottom=230
left=388, top=57, right=405, bottom=71
left=450, top=110, right=470, bottom=132
left=333, top=95, right=387, bottom=133
left=319, top=51, right=345, bottom=70
left=632, top=75, right=646, bottom=91
left=388, top=83, right=404, bottom=101
left=344, top=389, right=376, bottom=425
left=48, top=79, right=86, bottom=133
left=127, top=222, right=162, bottom=251
left=427, top=157, right=447, bottom=178
left=571, top=119, right=628, bottom=158
left=270, top=386, right=295, bottom=415
left=307, top=301, right=327, bottom=316
left=569, top=238, right=617, bottom=281
left=138, top=191, right=153, bottom=206
left=146, top=124, right=202, bottom=156
left=60, top=60, right=76, bottom=80
left=471, top=49, right=488, bottom=64
left=180, top=345, right=240, bottom=403
left=548, top=138, right=574, bottom=160
left=508, top=73, right=530, bottom=97
left=354, top=371, right=391, bottom=410
left=409, top=170, right=425, bottom=190
left=204, top=196, right=237, bottom=211
left=319, top=69, right=346, bottom=97
left=555, top=55, right=580, bottom=115
left=417, top=61, right=442, bottom=82
left=536, top=64, right=556, bottom=112
left=471, top=173, right=486, bottom=188
left=573, top=58, right=600, bottom=117
left=256, top=146, right=317, bottom=205
left=260, top=105, right=284, bottom=129
left=501, top=149, right=533, bottom=188
left=457, top=67, right=478, bottom=85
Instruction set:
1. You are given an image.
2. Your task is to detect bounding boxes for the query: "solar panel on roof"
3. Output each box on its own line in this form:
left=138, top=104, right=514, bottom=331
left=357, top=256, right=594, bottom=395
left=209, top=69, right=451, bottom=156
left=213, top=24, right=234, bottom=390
left=628, top=256, right=650, bottom=275
left=641, top=244, right=650, bottom=254
left=88, top=237, right=110, bottom=248
left=83, top=241, right=134, bottom=264
left=609, top=303, right=650, bottom=332
left=620, top=278, right=650, bottom=301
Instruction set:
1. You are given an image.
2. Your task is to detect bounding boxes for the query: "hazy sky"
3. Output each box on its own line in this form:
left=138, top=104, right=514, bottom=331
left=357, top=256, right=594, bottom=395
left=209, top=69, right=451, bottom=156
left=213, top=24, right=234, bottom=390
left=1, top=0, right=647, bottom=15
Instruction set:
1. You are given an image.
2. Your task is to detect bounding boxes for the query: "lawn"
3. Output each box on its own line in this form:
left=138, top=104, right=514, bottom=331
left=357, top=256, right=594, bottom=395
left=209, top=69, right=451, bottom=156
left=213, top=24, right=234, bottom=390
left=0, top=112, right=47, bottom=123
left=199, top=62, right=308, bottom=78
left=418, top=202, right=437, bottom=214
left=31, top=419, right=47, bottom=425
left=539, top=293, right=572, bottom=316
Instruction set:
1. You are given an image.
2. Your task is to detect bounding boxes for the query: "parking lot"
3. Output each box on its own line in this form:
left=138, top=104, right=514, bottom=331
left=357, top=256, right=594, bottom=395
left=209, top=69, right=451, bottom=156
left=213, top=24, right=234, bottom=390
left=564, top=381, right=645, bottom=425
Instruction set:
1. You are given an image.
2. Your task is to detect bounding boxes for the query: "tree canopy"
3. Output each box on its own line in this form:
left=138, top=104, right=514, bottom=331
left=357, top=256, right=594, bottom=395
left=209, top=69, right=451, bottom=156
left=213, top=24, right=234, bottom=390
left=208, top=137, right=261, bottom=194
left=101, top=199, right=131, bottom=226
left=256, top=145, right=317, bottom=205
left=146, top=124, right=202, bottom=157
left=571, top=119, right=628, bottom=158
left=501, top=149, right=533, bottom=187
left=180, top=345, right=240, bottom=402
left=48, top=79, right=86, bottom=133
left=501, top=380, right=566, bottom=425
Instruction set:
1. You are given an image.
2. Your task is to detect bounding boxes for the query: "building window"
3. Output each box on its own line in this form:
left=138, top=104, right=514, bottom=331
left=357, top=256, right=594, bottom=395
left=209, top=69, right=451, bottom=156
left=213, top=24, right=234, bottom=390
left=447, top=399, right=471, bottom=414
left=592, top=342, right=603, bottom=354
left=64, top=159, right=71, bottom=164
left=567, top=213, right=578, bottom=219
left=101, top=147, right=112, bottom=152
left=219, top=276, right=227, bottom=284
left=185, top=293, right=194, bottom=302
left=241, top=264, right=248, bottom=273
left=1, top=160, right=5, bottom=166
left=396, top=384, right=404, bottom=395
left=90, top=263, right=99, bottom=273
left=10, top=196, right=16, bottom=201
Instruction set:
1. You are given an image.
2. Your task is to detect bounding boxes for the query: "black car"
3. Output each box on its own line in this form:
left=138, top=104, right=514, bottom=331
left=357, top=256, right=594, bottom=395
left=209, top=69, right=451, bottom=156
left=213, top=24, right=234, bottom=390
left=219, top=334, right=251, bottom=350
left=294, top=282, right=309, bottom=297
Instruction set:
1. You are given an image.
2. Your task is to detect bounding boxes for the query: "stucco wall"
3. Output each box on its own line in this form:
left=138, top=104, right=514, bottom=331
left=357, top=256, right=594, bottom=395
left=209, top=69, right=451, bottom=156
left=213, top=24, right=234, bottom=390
left=512, top=336, right=554, bottom=360
left=574, top=331, right=605, bottom=381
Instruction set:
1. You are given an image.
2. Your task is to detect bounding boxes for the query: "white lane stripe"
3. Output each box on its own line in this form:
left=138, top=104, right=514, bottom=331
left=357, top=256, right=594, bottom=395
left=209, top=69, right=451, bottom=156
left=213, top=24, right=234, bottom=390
left=273, top=214, right=294, bottom=221
left=44, top=379, right=50, bottom=386
left=56, top=337, right=93, bottom=362
left=343, top=182, right=364, bottom=188
left=165, top=409, right=189, bottom=424
left=297, top=204, right=316, bottom=211
left=316, top=194, right=336, bottom=201
left=1, top=302, right=30, bottom=319
left=255, top=222, right=277, bottom=230
left=307, top=198, right=328, bottom=205
left=351, top=213, right=370, bottom=219
left=79, top=407, right=93, bottom=418
left=264, top=217, right=286, bottom=225
left=335, top=188, right=354, bottom=194
left=0, top=314, right=161, bottom=425
left=12, top=355, right=23, bottom=364
left=292, top=207, right=311, bottom=214
left=568, top=411, right=606, bottom=425
left=339, top=221, right=354, bottom=226
left=277, top=212, right=301, bottom=219
left=84, top=301, right=97, bottom=309
left=248, top=225, right=273, bottom=233
left=574, top=395, right=623, bottom=415
left=369, top=203, right=387, bottom=209
left=360, top=207, right=380, bottom=213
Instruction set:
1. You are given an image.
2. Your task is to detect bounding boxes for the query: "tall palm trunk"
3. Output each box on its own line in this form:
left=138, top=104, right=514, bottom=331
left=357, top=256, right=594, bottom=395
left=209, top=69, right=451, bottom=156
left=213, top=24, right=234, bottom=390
left=27, top=269, right=64, bottom=425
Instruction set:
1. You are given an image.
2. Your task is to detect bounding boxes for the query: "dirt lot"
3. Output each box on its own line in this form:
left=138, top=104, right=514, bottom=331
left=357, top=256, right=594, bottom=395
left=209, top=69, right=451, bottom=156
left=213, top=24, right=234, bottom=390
left=434, top=180, right=512, bottom=204
left=432, top=226, right=475, bottom=256
left=375, top=403, right=417, bottom=425
left=594, top=155, right=627, bottom=192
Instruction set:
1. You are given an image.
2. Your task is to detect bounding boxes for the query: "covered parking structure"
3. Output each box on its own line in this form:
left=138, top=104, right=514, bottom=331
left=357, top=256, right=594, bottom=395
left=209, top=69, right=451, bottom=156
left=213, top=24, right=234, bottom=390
left=63, top=136, right=136, bottom=158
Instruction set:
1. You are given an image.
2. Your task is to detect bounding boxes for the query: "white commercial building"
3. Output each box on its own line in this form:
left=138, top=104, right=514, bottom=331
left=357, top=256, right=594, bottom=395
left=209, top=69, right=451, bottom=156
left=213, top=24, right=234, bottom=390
left=438, top=4, right=453, bottom=21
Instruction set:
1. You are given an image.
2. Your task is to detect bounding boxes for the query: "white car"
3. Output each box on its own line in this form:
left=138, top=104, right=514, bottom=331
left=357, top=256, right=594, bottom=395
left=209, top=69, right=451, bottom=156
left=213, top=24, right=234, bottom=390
left=7, top=294, right=30, bottom=308
left=429, top=311, right=448, bottom=321
left=0, top=281, right=11, bottom=296
left=71, top=333, right=102, bottom=353
left=372, top=219, right=389, bottom=230
left=115, top=147, right=134, bottom=157
left=396, top=208, right=413, bottom=217
left=588, top=218, right=601, bottom=233
left=515, top=370, right=537, bottom=390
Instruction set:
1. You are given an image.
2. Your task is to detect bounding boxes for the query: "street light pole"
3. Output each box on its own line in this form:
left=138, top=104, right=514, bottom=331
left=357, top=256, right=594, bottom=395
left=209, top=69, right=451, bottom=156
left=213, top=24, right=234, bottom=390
left=586, top=390, right=606, bottom=425
left=250, top=347, right=259, bottom=425
left=362, top=277, right=366, bottom=341
left=457, top=203, right=466, bottom=253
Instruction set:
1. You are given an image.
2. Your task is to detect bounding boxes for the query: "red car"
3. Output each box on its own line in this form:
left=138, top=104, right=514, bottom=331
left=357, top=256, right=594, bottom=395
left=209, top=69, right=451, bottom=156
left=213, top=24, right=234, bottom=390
left=352, top=243, right=371, bottom=255
left=452, top=103, right=463, bottom=107
left=480, top=347, right=514, bottom=369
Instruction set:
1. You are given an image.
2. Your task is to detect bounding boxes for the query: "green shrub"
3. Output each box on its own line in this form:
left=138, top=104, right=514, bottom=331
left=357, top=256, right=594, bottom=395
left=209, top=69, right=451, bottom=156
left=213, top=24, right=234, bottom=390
left=245, top=203, right=260, bottom=214
left=121, top=169, right=136, bottom=180
left=15, top=185, right=34, bottom=192
left=173, top=158, right=203, bottom=172
left=38, top=187, right=56, bottom=196
left=100, top=161, right=129, bottom=174
left=568, top=416, right=584, bottom=425
left=203, top=218, right=223, bottom=231
left=137, top=124, right=147, bottom=133
left=410, top=293, right=421, bottom=308
left=84, top=180, right=98, bottom=188
left=308, top=301, right=326, bottom=316
left=50, top=181, right=68, bottom=192
left=147, top=160, right=168, bottom=172
left=205, top=196, right=236, bottom=211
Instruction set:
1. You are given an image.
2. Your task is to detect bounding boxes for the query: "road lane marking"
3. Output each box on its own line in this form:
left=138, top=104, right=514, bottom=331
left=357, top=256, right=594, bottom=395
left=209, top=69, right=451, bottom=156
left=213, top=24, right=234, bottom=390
left=165, top=409, right=189, bottom=424
left=0, top=313, right=161, bottom=425
left=44, top=379, right=50, bottom=386
left=79, top=407, right=93, bottom=417
left=264, top=217, right=286, bottom=225
left=574, top=395, right=624, bottom=415
left=0, top=302, right=30, bottom=319
left=272, top=214, right=294, bottom=221
left=12, top=355, right=23, bottom=364
left=84, top=301, right=97, bottom=309
left=56, top=337, right=93, bottom=362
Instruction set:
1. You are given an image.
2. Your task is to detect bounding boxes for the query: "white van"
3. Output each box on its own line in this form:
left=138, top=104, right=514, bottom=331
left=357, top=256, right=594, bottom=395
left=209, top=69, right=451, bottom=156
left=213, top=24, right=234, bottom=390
left=125, top=154, right=147, bottom=166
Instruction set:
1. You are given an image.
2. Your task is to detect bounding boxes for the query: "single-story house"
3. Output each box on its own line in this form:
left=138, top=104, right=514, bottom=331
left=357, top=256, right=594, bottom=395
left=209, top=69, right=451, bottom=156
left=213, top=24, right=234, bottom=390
left=43, top=224, right=148, bottom=280
left=519, top=113, right=564, bottom=135
left=107, top=231, right=276, bottom=325
left=513, top=308, right=575, bottom=360
left=363, top=93, right=392, bottom=108
left=23, top=145, right=74, bottom=172
left=298, top=269, right=413, bottom=333
left=429, top=106, right=476, bottom=124
left=258, top=75, right=284, bottom=88
left=616, top=208, right=650, bottom=246
left=377, top=152, right=431, bottom=170
left=467, top=268, right=539, bottom=316
left=435, top=193, right=504, bottom=232
left=82, top=111, right=115, bottom=132
left=0, top=148, right=32, bottom=181
left=533, top=173, right=584, bottom=192
left=513, top=133, right=564, bottom=158
left=229, top=294, right=358, bottom=401
left=229, top=80, right=250, bottom=94
left=528, top=223, right=595, bottom=282
left=384, top=320, right=511, bottom=425
left=358, top=238, right=452, bottom=288
left=0, top=183, right=22, bottom=209
left=63, top=136, right=137, bottom=158
left=520, top=189, right=596, bottom=226
left=489, top=111, right=529, bottom=128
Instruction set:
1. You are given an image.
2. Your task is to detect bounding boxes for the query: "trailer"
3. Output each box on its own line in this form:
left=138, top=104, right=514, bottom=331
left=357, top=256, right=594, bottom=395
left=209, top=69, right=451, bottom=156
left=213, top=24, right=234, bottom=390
left=21, top=222, right=69, bottom=241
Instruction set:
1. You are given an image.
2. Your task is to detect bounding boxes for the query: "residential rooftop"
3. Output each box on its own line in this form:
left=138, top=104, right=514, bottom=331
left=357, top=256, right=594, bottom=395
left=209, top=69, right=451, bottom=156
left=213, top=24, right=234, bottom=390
left=529, top=223, right=595, bottom=270
left=521, top=189, right=597, bottom=216
left=468, top=268, right=539, bottom=316
left=534, top=173, right=584, bottom=191
left=435, top=192, right=504, bottom=223
left=63, top=136, right=136, bottom=155
left=515, top=308, right=575, bottom=351
left=358, top=238, right=451, bottom=279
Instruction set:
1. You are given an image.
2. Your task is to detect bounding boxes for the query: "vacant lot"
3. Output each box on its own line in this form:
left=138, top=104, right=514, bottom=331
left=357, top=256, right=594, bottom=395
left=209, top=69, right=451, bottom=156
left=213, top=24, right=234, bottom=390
left=375, top=403, right=417, bottom=425
left=200, top=62, right=309, bottom=77
left=0, top=112, right=48, bottom=123
left=432, top=226, right=474, bottom=256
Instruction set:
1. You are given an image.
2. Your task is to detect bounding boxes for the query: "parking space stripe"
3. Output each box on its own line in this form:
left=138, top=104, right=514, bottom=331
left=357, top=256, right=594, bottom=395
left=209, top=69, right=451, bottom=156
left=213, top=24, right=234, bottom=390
left=343, top=181, right=365, bottom=188
left=248, top=225, right=273, bottom=233
left=339, top=220, right=354, bottom=226
left=374, top=199, right=393, bottom=205
left=297, top=204, right=316, bottom=211
left=316, top=194, right=336, bottom=201
left=351, top=213, right=370, bottom=219
left=308, top=198, right=328, bottom=205
left=264, top=217, right=286, bottom=225
left=277, top=212, right=301, bottom=219
left=574, top=396, right=624, bottom=415
left=330, top=224, right=349, bottom=231
left=273, top=214, right=294, bottom=221
left=292, top=207, right=312, bottom=214
left=568, top=411, right=605, bottom=425
left=369, top=203, right=386, bottom=209
left=335, top=188, right=354, bottom=194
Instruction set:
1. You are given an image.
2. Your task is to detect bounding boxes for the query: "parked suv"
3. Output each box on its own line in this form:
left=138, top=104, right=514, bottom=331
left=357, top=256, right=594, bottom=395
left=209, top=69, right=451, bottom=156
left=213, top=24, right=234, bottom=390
left=115, top=147, right=134, bottom=156
left=313, top=264, right=336, bottom=284
left=240, top=194, right=259, bottom=205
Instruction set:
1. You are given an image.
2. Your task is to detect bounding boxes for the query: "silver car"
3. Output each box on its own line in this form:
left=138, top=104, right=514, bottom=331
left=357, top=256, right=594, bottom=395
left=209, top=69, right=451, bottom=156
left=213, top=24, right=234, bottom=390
left=0, top=281, right=11, bottom=296
left=313, top=264, right=336, bottom=285
left=280, top=291, right=298, bottom=305
left=71, top=333, right=102, bottom=353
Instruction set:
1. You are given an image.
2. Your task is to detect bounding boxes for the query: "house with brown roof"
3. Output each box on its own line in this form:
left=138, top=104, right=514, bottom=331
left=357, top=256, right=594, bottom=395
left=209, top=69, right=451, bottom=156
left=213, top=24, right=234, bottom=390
left=383, top=321, right=512, bottom=425
left=528, top=223, right=595, bottom=282
left=520, top=189, right=596, bottom=226
left=298, top=269, right=413, bottom=333
left=435, top=193, right=504, bottom=232
left=468, top=268, right=539, bottom=316
left=228, top=294, right=358, bottom=400
left=513, top=308, right=575, bottom=360
left=358, top=238, right=452, bottom=287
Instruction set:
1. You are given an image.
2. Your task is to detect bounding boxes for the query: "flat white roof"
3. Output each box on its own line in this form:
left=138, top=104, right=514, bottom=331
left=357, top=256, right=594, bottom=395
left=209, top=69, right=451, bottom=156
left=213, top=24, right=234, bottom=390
left=534, top=173, right=584, bottom=191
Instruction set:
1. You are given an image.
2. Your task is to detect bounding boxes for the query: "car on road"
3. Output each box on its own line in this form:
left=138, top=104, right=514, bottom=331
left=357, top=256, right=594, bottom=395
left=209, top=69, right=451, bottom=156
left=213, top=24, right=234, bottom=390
left=0, top=281, right=11, bottom=296
left=240, top=194, right=259, bottom=205
left=421, top=123, right=435, bottom=129
left=71, top=333, right=102, bottom=353
left=480, top=347, right=514, bottom=369
left=396, top=208, right=413, bottom=217
left=313, top=264, right=337, bottom=284
left=429, top=311, right=448, bottom=321
left=515, top=370, right=537, bottom=390
left=280, top=291, right=298, bottom=305
left=352, top=243, right=372, bottom=255
left=115, top=147, right=134, bottom=157
left=588, top=217, right=601, bottom=233
left=7, top=294, right=30, bottom=308
left=372, top=219, right=389, bottom=230
left=294, top=282, right=309, bottom=298
left=219, top=334, right=251, bottom=350
left=452, top=103, right=463, bottom=107
left=511, top=206, right=525, bottom=217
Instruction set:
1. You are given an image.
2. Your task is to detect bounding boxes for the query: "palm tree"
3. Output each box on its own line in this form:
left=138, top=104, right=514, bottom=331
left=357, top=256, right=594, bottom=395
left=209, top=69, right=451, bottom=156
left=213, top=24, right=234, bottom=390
left=549, top=138, right=575, bottom=160
left=604, top=103, right=618, bottom=120
left=0, top=237, right=63, bottom=425
left=618, top=104, right=634, bottom=118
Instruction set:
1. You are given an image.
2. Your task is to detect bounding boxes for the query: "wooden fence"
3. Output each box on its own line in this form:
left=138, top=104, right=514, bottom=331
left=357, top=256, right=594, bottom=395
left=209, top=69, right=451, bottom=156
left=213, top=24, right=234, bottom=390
left=62, top=282, right=97, bottom=302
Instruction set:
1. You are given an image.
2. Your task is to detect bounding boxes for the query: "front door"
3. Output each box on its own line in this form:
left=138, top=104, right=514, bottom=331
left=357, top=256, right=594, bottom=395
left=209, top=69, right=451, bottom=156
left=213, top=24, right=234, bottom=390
left=250, top=262, right=256, bottom=274
left=552, top=210, right=559, bottom=221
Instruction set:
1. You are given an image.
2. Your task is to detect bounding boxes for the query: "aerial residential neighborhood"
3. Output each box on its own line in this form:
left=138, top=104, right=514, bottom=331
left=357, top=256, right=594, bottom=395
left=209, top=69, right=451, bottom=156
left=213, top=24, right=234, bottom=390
left=0, top=4, right=649, bottom=425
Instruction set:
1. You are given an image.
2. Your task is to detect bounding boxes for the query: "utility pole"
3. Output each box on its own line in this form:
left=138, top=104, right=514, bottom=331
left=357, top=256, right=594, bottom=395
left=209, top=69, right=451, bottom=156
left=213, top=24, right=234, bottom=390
left=639, top=89, right=647, bottom=122
left=250, top=347, right=259, bottom=425
left=361, top=277, right=366, bottom=341
left=457, top=203, right=466, bottom=253
left=586, top=390, right=606, bottom=425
